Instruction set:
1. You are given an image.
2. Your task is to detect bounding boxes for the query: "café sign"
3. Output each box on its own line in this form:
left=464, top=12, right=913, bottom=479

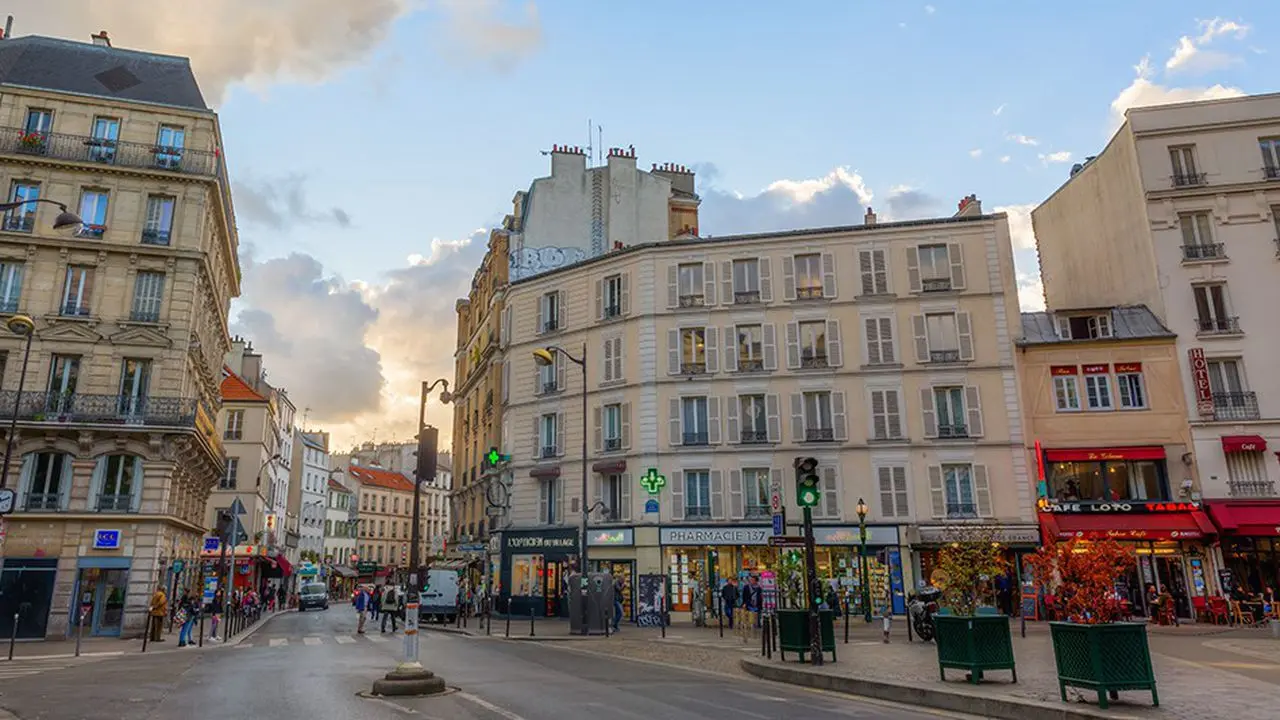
left=1040, top=500, right=1201, bottom=514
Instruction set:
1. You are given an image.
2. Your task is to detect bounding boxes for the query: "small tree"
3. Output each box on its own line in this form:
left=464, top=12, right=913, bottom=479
left=776, top=550, right=807, bottom=609
left=933, top=524, right=1010, bottom=616
left=1027, top=537, right=1133, bottom=624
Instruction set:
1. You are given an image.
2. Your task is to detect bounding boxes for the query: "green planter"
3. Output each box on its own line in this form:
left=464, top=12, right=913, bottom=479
left=776, top=608, right=836, bottom=663
left=934, top=615, right=1017, bottom=684
left=1049, top=622, right=1158, bottom=709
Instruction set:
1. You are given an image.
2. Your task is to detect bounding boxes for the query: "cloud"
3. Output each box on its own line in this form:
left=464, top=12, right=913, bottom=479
left=924, top=4, right=936, bottom=14
left=232, top=175, right=353, bottom=230
left=885, top=186, right=945, bottom=221
left=993, top=204, right=1036, bottom=251
left=999, top=155, right=1011, bottom=164
left=434, top=0, right=542, bottom=70
left=969, top=149, right=983, bottom=158
left=1017, top=271, right=1046, bottom=312
left=697, top=167, right=876, bottom=234
left=1006, top=134, right=1039, bottom=146
left=993, top=104, right=1006, bottom=116
left=1166, top=18, right=1249, bottom=75
left=1109, top=55, right=1244, bottom=132
left=1038, top=151, right=1072, bottom=164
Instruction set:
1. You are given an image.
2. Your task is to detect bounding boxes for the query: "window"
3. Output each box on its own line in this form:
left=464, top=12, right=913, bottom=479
left=739, top=394, right=768, bottom=444
left=60, top=266, right=93, bottom=317
left=942, top=464, right=978, bottom=518
left=89, top=116, right=119, bottom=163
left=131, top=271, right=165, bottom=323
left=539, top=413, right=558, bottom=458
left=225, top=409, right=245, bottom=440
left=917, top=244, right=952, bottom=291
left=539, top=291, right=560, bottom=332
left=537, top=354, right=559, bottom=394
left=393, top=497, right=400, bottom=513
left=19, top=110, right=51, bottom=155
left=0, top=261, right=23, bottom=313
left=878, top=466, right=909, bottom=518
left=602, top=274, right=623, bottom=318
left=742, top=468, right=770, bottom=518
left=869, top=389, right=902, bottom=440
left=793, top=253, right=823, bottom=299
left=924, top=313, right=961, bottom=363
left=541, top=478, right=559, bottom=524
left=602, top=403, right=622, bottom=451
left=732, top=259, right=760, bottom=303
left=77, top=190, right=109, bottom=238
left=23, top=108, right=53, bottom=134
left=1049, top=460, right=1165, bottom=502
left=118, top=359, right=150, bottom=415
left=1262, top=138, right=1280, bottom=179
left=602, top=473, right=626, bottom=521
left=155, top=125, right=185, bottom=169
left=1179, top=212, right=1222, bottom=260
left=379, top=520, right=386, bottom=536
left=681, top=397, right=709, bottom=445
left=1169, top=146, right=1203, bottom=186
left=96, top=455, right=140, bottom=511
left=601, top=336, right=623, bottom=383
left=362, top=494, right=368, bottom=511
left=142, top=196, right=175, bottom=245
left=798, top=320, right=827, bottom=368
left=934, top=386, right=967, bottom=437
left=677, top=263, right=705, bottom=306
left=1193, top=284, right=1238, bottom=334
left=680, top=327, right=707, bottom=374
left=864, top=317, right=895, bottom=365
left=1083, top=371, right=1113, bottom=411
left=1116, top=365, right=1146, bottom=409
left=1056, top=314, right=1112, bottom=340
left=381, top=496, right=388, bottom=513
left=4, top=182, right=39, bottom=233
left=1053, top=372, right=1081, bottom=411
left=859, top=249, right=889, bottom=295
left=735, top=324, right=764, bottom=372
left=802, top=391, right=834, bottom=442
left=48, top=354, right=80, bottom=405
left=23, top=452, right=69, bottom=510
left=1207, top=358, right=1258, bottom=421
left=684, top=470, right=711, bottom=519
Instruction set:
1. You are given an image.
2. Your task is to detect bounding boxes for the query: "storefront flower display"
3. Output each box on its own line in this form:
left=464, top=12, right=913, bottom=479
left=1028, top=538, right=1159, bottom=709
left=931, top=525, right=1017, bottom=684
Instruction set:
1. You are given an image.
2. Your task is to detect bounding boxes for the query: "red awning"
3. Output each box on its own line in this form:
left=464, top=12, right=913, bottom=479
left=1205, top=501, right=1280, bottom=536
left=272, top=554, right=293, bottom=576
left=1039, top=510, right=1215, bottom=542
left=1044, top=446, right=1166, bottom=463
left=1221, top=435, right=1267, bottom=454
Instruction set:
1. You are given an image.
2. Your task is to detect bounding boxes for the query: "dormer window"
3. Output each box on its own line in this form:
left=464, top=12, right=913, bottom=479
left=1056, top=313, right=1112, bottom=340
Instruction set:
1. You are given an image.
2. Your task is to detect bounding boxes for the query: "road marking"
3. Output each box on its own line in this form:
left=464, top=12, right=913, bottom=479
left=234, top=643, right=252, bottom=649
left=269, top=638, right=288, bottom=647
left=456, top=691, right=528, bottom=720
left=367, top=635, right=389, bottom=643
left=303, top=637, right=322, bottom=646
left=335, top=635, right=356, bottom=644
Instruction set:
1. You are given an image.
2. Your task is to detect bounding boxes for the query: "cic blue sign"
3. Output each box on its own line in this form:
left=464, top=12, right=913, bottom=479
left=94, top=529, right=121, bottom=550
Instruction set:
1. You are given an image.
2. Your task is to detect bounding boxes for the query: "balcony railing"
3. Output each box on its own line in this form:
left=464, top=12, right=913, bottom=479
left=678, top=294, right=705, bottom=308
left=800, top=354, right=829, bottom=369
left=603, top=437, right=621, bottom=452
left=744, top=506, right=771, bottom=520
left=740, top=428, right=769, bottom=444
left=922, top=278, right=952, bottom=293
left=805, top=427, right=835, bottom=442
left=0, top=126, right=221, bottom=176
left=737, top=357, right=764, bottom=372
left=96, top=494, right=135, bottom=512
left=946, top=503, right=979, bottom=519
left=796, top=286, right=824, bottom=300
left=734, top=290, right=761, bottom=304
left=930, top=349, right=961, bottom=363
left=938, top=424, right=969, bottom=439
left=1228, top=479, right=1277, bottom=498
left=541, top=381, right=560, bottom=395
left=1197, top=316, right=1241, bottom=335
left=685, top=506, right=712, bottom=520
left=76, top=225, right=106, bottom=239
left=680, top=361, right=707, bottom=375
left=140, top=228, right=171, bottom=246
left=1212, top=392, right=1260, bottom=421
left=1171, top=172, right=1207, bottom=187
left=540, top=445, right=557, bottom=459
left=541, top=319, right=559, bottom=333
left=1182, top=243, right=1226, bottom=261
left=1265, top=165, right=1280, bottom=180
left=682, top=431, right=709, bottom=446
left=0, top=390, right=198, bottom=426
left=60, top=303, right=92, bottom=318
left=24, top=492, right=62, bottom=511
left=603, top=304, right=622, bottom=319
left=1, top=213, right=34, bottom=233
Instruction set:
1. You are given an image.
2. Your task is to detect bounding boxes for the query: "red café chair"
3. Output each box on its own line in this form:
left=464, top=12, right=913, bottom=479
left=1207, top=596, right=1230, bottom=625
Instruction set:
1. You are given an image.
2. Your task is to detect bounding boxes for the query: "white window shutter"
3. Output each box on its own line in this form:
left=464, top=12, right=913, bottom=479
left=879, top=317, right=896, bottom=364
left=621, top=402, right=632, bottom=450
left=532, top=418, right=541, bottom=460
left=501, top=305, right=512, bottom=347
left=948, top=243, right=966, bottom=290
left=766, top=394, right=782, bottom=443
left=886, top=390, right=902, bottom=439
left=859, top=250, right=874, bottom=295
left=928, top=465, right=945, bottom=518
left=785, top=321, right=801, bottom=369
left=556, top=480, right=564, bottom=526
left=535, top=298, right=544, bottom=336
left=620, top=272, right=631, bottom=316
left=782, top=255, right=796, bottom=300
left=601, top=338, right=613, bottom=383
left=878, top=467, right=894, bottom=517
left=873, top=249, right=888, bottom=294
left=707, top=396, right=722, bottom=444
left=762, top=324, right=778, bottom=371
left=1056, top=315, right=1071, bottom=339
left=826, top=319, right=843, bottom=367
left=670, top=470, right=685, bottom=522
left=667, top=265, right=679, bottom=309
left=594, top=278, right=603, bottom=321
left=871, top=390, right=887, bottom=440
left=710, top=470, right=725, bottom=519
left=790, top=393, right=804, bottom=442
left=920, top=387, right=938, bottom=438
left=758, top=257, right=773, bottom=302
left=592, top=406, right=602, bottom=453
left=821, top=251, right=837, bottom=298
left=501, top=360, right=510, bottom=404
left=957, top=312, right=975, bottom=361
left=729, top=469, right=744, bottom=519
left=555, top=411, right=566, bottom=456
left=974, top=465, right=992, bottom=517
left=965, top=385, right=984, bottom=437
left=668, top=398, right=682, bottom=447
left=865, top=318, right=881, bottom=365
left=667, top=329, right=680, bottom=375
left=702, top=261, right=717, bottom=305
left=619, top=474, right=632, bottom=521
left=556, top=353, right=567, bottom=391
left=725, top=395, right=740, bottom=444
left=720, top=260, right=733, bottom=304
left=592, top=475, right=604, bottom=518
left=723, top=326, right=738, bottom=372
left=821, top=466, right=840, bottom=519
left=906, top=246, right=922, bottom=293
left=704, top=326, right=720, bottom=373
left=912, top=314, right=929, bottom=363
left=613, top=337, right=624, bottom=381
left=556, top=290, right=566, bottom=329
left=538, top=481, right=549, bottom=524
left=831, top=391, right=848, bottom=442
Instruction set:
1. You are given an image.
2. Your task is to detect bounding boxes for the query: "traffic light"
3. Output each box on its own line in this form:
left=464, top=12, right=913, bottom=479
left=215, top=510, right=234, bottom=543
left=794, top=457, right=820, bottom=508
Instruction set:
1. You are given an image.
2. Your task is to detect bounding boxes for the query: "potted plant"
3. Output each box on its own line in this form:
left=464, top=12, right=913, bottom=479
left=17, top=130, right=46, bottom=153
left=774, top=550, right=835, bottom=663
left=931, top=525, right=1017, bottom=684
left=1027, top=537, right=1158, bottom=709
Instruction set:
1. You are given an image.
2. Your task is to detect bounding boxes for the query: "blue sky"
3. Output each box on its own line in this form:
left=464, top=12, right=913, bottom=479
left=26, top=1, right=1276, bottom=447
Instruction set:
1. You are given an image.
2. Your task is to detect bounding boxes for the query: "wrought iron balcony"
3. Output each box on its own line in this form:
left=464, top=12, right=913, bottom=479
left=1182, top=243, right=1226, bottom=261
left=140, top=228, right=171, bottom=246
left=541, top=319, right=559, bottom=333
left=744, top=506, right=772, bottom=520
left=805, top=427, right=835, bottom=442
left=602, top=304, right=622, bottom=319
left=1171, top=172, right=1207, bottom=187
left=1229, top=479, right=1277, bottom=498
left=540, top=445, right=557, bottom=459
left=1, top=126, right=221, bottom=176
left=541, top=381, right=560, bottom=395
left=1266, top=165, right=1280, bottom=180
left=60, top=303, right=92, bottom=318
left=734, top=290, right=760, bottom=304
left=24, top=492, right=62, bottom=511
left=922, top=278, right=952, bottom=293
left=682, top=431, right=709, bottom=446
left=603, top=437, right=621, bottom=452
left=1212, top=392, right=1260, bottom=421
left=800, top=353, right=829, bottom=369
left=685, top=506, right=712, bottom=520
left=1197, top=316, right=1241, bottom=335
left=737, top=357, right=764, bottom=372
left=680, top=361, right=707, bottom=375
left=740, top=428, right=769, bottom=444
left=0, top=390, right=198, bottom=426
left=96, top=494, right=135, bottom=512
left=76, top=225, right=106, bottom=239
left=1, top=213, right=34, bottom=233
left=678, top=294, right=705, bottom=308
left=930, top=349, right=961, bottom=363
left=796, top=286, right=824, bottom=300
left=946, top=503, right=978, bottom=519
left=938, top=424, right=969, bottom=439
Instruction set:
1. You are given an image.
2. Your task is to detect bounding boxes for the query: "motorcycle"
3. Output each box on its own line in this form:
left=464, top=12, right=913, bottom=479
left=908, top=586, right=942, bottom=641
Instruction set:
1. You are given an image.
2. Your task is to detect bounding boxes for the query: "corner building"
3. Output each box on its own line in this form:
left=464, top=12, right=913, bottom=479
left=496, top=195, right=1035, bottom=620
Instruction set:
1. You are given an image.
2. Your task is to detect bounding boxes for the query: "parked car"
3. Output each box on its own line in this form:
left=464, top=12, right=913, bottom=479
left=421, top=569, right=460, bottom=624
left=298, top=582, right=329, bottom=611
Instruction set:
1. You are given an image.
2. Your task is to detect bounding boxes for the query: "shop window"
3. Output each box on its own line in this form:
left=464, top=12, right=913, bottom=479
left=1049, top=460, right=1167, bottom=502
left=511, top=555, right=545, bottom=597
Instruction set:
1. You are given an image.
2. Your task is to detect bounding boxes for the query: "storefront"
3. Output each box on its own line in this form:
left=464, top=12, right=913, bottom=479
left=586, top=527, right=636, bottom=621
left=1205, top=494, right=1280, bottom=596
left=198, top=543, right=271, bottom=599
left=0, top=557, right=58, bottom=640
left=70, top=557, right=131, bottom=637
left=498, top=527, right=579, bottom=618
left=913, top=525, right=1042, bottom=616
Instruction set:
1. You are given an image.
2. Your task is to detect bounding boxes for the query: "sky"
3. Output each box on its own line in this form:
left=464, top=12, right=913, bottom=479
left=17, top=1, right=1277, bottom=451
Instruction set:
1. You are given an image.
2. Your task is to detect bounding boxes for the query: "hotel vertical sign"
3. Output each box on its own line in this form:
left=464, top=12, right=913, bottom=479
left=1188, top=348, right=1214, bottom=417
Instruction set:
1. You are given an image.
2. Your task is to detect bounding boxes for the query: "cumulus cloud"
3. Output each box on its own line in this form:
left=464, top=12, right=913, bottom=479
left=999, top=155, right=1011, bottom=164
left=434, top=0, right=542, bottom=70
left=1166, top=18, right=1250, bottom=75
left=1017, top=271, right=1046, bottom=312
left=885, top=186, right=945, bottom=221
left=1007, top=134, right=1039, bottom=146
left=969, top=149, right=983, bottom=158
left=993, top=204, right=1036, bottom=251
left=1038, top=151, right=1072, bottom=164
left=233, top=175, right=353, bottom=230
left=924, top=5, right=936, bottom=14
left=698, top=167, right=875, bottom=234
left=1109, top=55, right=1244, bottom=133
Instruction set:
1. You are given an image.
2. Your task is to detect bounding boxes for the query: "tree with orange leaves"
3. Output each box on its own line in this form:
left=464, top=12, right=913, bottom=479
left=1026, top=537, right=1134, bottom=624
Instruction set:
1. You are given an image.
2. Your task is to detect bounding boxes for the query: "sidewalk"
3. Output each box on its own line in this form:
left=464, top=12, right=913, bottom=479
left=0, top=609, right=288, bottom=661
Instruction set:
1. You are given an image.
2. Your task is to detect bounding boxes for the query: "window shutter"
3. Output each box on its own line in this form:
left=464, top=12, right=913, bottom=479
left=535, top=297, right=544, bottom=336
left=670, top=470, right=685, bottom=522
left=879, top=318, right=896, bottom=364
left=620, top=272, right=631, bottom=315
left=501, top=305, right=512, bottom=347
left=704, top=327, right=719, bottom=373
left=556, top=480, right=565, bottom=526
left=821, top=251, right=837, bottom=298
left=720, top=260, right=733, bottom=304
left=592, top=475, right=604, bottom=519
left=555, top=290, right=566, bottom=329
left=707, top=396, right=722, bottom=444
left=710, top=470, right=725, bottom=519
left=785, top=321, right=800, bottom=369
left=893, top=467, right=908, bottom=518
left=702, top=261, right=717, bottom=305
left=911, top=314, right=929, bottom=363
left=766, top=394, right=782, bottom=443
left=974, top=465, right=992, bottom=517
left=906, top=246, right=921, bottom=293
left=873, top=249, right=888, bottom=294
left=667, top=329, right=680, bottom=375
left=871, top=390, right=887, bottom=439
left=668, top=398, right=682, bottom=447
left=865, top=318, right=882, bottom=365
left=592, top=406, right=602, bottom=453
left=556, top=353, right=567, bottom=391
left=758, top=257, right=773, bottom=302
left=859, top=250, right=874, bottom=295
left=594, top=278, right=603, bottom=321
left=762, top=324, right=778, bottom=371
left=666, top=265, right=679, bottom=309
left=957, top=312, right=974, bottom=361
left=725, top=395, right=740, bottom=444
left=965, top=385, right=984, bottom=437
left=920, top=387, right=938, bottom=438
left=729, top=469, right=744, bottom=519
left=1055, top=315, right=1071, bottom=339
left=886, top=390, right=902, bottom=439
left=948, top=243, right=966, bottom=290
left=878, top=467, right=894, bottom=517
left=613, top=337, right=624, bottom=381
left=555, top=411, right=566, bottom=456
left=790, top=393, right=804, bottom=442
left=538, top=481, right=549, bottom=524
left=723, top=326, right=738, bottom=372
left=928, top=465, right=945, bottom=518
left=619, top=473, right=632, bottom=522
left=601, top=338, right=614, bottom=383
left=831, top=391, right=848, bottom=442
left=502, top=360, right=510, bottom=404
left=821, top=466, right=840, bottom=519
left=826, top=319, right=843, bottom=367
left=532, top=418, right=540, bottom=460
left=782, top=255, right=796, bottom=300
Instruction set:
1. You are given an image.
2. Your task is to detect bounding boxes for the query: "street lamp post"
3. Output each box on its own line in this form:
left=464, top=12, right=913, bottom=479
left=532, top=344, right=588, bottom=634
left=856, top=498, right=871, bottom=623
left=0, top=314, right=36, bottom=490
left=0, top=198, right=84, bottom=234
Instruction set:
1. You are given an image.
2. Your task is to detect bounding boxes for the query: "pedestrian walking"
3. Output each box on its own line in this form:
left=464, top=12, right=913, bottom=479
left=177, top=590, right=199, bottom=647
left=277, top=584, right=286, bottom=612
left=149, top=584, right=168, bottom=642
left=720, top=577, right=739, bottom=629
left=354, top=586, right=371, bottom=634
left=612, top=576, right=624, bottom=632
left=743, top=575, right=763, bottom=627
left=208, top=589, right=224, bottom=641
left=370, top=585, right=382, bottom=622
left=381, top=584, right=402, bottom=633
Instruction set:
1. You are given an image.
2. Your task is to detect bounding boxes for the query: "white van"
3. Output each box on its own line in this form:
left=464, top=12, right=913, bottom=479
left=420, top=569, right=459, bottom=624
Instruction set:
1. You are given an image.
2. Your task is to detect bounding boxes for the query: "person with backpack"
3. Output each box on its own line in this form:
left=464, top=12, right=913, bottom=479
left=381, top=584, right=402, bottom=633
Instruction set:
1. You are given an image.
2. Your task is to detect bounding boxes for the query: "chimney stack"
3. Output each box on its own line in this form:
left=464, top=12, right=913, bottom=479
left=651, top=162, right=696, bottom=196
left=954, top=194, right=982, bottom=217
left=3, top=16, right=13, bottom=40
left=91, top=30, right=111, bottom=47
left=864, top=207, right=877, bottom=226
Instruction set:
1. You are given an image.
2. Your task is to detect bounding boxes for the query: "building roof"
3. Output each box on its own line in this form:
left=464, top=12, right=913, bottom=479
left=220, top=367, right=268, bottom=402
left=300, top=433, right=326, bottom=452
left=348, top=464, right=415, bottom=493
left=0, top=35, right=208, bottom=110
left=327, top=477, right=351, bottom=493
left=1018, top=305, right=1175, bottom=346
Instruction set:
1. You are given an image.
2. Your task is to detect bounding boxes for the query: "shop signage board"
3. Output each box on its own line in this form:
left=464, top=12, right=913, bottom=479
left=587, top=528, right=634, bottom=546
left=1188, top=348, right=1214, bottom=417
left=93, top=529, right=121, bottom=549
left=640, top=468, right=666, bottom=495
left=660, top=525, right=901, bottom=547
left=1057, top=528, right=1203, bottom=541
left=917, top=526, right=1041, bottom=545
left=1040, top=500, right=1201, bottom=514
left=767, top=535, right=805, bottom=547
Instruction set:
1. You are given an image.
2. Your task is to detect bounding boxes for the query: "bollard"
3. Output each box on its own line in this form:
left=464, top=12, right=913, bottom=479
left=8, top=612, right=18, bottom=661
left=660, top=597, right=666, bottom=639
left=75, top=610, right=86, bottom=657
left=718, top=606, right=724, bottom=638
left=529, top=607, right=535, bottom=637
left=486, top=599, right=492, bottom=637
left=505, top=598, right=512, bottom=638
left=1271, top=618, right=1279, bottom=639
left=198, top=609, right=205, bottom=648
left=1020, top=609, right=1026, bottom=638
left=760, top=614, right=768, bottom=657
left=844, top=598, right=850, bottom=644
left=142, top=619, right=150, bottom=653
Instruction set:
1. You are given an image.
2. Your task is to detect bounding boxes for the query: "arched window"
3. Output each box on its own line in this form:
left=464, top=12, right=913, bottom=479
left=18, top=451, right=73, bottom=511
left=92, top=454, right=144, bottom=512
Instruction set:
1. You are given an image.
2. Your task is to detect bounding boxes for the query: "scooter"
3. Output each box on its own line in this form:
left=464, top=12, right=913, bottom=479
left=908, top=586, right=942, bottom=641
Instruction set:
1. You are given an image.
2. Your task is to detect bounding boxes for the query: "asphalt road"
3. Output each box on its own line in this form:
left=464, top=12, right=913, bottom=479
left=0, top=608, right=965, bottom=720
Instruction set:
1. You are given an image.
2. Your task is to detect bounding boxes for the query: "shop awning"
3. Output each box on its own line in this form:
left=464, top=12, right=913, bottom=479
left=330, top=565, right=358, bottom=578
left=1044, top=446, right=1166, bottom=462
left=1221, top=435, right=1267, bottom=454
left=1040, top=510, right=1215, bottom=542
left=530, top=465, right=560, bottom=479
left=272, top=554, right=293, bottom=576
left=430, top=560, right=470, bottom=571
left=1205, top=501, right=1280, bottom=536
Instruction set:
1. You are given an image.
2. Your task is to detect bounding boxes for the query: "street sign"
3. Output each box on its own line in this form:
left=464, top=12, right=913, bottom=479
left=644, top=498, right=659, bottom=514
left=0, top=487, right=15, bottom=515
left=771, top=514, right=784, bottom=536
left=228, top=497, right=247, bottom=516
left=203, top=536, right=221, bottom=553
left=769, top=475, right=782, bottom=513
left=767, top=535, right=806, bottom=548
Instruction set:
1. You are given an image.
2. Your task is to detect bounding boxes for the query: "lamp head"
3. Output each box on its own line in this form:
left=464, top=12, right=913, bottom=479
left=52, top=208, right=84, bottom=234
left=5, top=314, right=34, bottom=337
left=532, top=348, right=555, bottom=367
left=438, top=389, right=453, bottom=404
left=856, top=497, right=868, bottom=519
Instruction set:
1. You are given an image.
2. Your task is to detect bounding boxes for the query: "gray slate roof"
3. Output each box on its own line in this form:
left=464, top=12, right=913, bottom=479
left=1019, top=305, right=1174, bottom=345
left=0, top=36, right=207, bottom=110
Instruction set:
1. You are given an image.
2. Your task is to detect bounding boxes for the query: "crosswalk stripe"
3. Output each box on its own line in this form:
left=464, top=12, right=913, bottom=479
left=234, top=643, right=253, bottom=649
left=366, top=635, right=388, bottom=643
left=303, top=637, right=321, bottom=646
left=269, top=638, right=288, bottom=647
left=335, top=635, right=355, bottom=644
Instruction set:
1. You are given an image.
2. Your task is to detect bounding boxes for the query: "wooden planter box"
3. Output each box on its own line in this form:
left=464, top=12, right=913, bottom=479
left=776, top=608, right=836, bottom=663
left=934, top=615, right=1017, bottom=684
left=1049, top=622, right=1158, bottom=709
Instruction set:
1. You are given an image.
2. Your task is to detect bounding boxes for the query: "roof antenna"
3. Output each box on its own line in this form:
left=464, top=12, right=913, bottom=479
left=4, top=16, right=12, bottom=40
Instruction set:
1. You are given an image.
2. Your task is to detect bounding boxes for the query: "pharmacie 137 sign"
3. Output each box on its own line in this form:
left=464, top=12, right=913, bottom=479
left=1039, top=500, right=1201, bottom=514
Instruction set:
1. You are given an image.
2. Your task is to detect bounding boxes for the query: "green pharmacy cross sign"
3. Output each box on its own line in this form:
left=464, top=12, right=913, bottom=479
left=640, top=468, right=666, bottom=495
left=486, top=447, right=510, bottom=467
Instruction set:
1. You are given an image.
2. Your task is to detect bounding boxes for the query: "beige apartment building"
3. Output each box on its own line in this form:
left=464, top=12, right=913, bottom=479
left=0, top=31, right=237, bottom=639
left=1033, top=93, right=1280, bottom=597
left=494, top=195, right=1035, bottom=619
left=350, top=463, right=423, bottom=575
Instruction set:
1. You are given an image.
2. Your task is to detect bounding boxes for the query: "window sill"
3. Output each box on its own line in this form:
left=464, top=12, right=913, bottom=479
left=1181, top=256, right=1228, bottom=265
left=44, top=313, right=98, bottom=324
left=920, top=358, right=971, bottom=367
left=597, top=313, right=626, bottom=325
left=1196, top=330, right=1244, bottom=340
left=861, top=362, right=904, bottom=371
left=868, top=437, right=910, bottom=445
left=855, top=293, right=896, bottom=302
left=731, top=366, right=771, bottom=375
left=928, top=435, right=978, bottom=443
